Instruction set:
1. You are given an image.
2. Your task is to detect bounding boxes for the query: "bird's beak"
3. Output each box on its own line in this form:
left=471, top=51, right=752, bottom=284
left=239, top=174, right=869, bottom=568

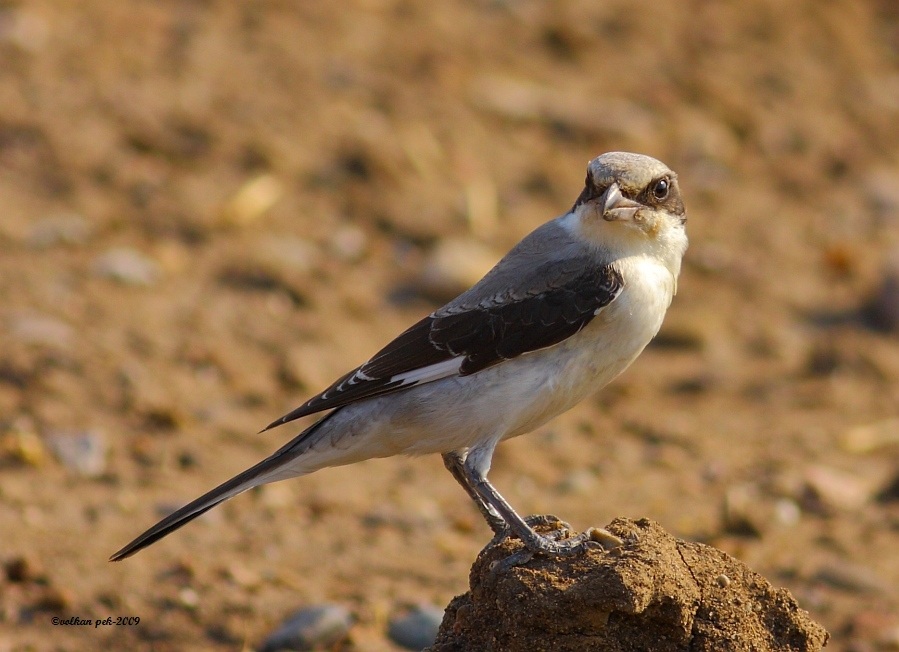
left=601, top=182, right=642, bottom=222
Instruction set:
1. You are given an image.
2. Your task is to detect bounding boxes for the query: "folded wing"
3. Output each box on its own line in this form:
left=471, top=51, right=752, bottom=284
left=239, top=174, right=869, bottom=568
left=263, top=259, right=623, bottom=431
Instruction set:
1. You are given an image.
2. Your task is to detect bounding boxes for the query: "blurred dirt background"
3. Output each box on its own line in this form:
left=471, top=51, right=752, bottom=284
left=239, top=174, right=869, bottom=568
left=1, top=1, right=899, bottom=650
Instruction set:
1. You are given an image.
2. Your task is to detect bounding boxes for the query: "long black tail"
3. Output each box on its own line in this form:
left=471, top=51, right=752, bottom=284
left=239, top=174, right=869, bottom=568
left=110, top=412, right=335, bottom=561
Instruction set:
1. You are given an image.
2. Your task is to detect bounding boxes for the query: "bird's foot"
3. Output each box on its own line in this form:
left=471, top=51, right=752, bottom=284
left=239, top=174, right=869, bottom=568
left=487, top=513, right=572, bottom=547
left=490, top=525, right=623, bottom=573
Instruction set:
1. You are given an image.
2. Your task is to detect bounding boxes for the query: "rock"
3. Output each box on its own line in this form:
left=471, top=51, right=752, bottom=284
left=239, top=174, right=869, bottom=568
left=258, top=604, right=353, bottom=652
left=427, top=518, right=828, bottom=652
left=46, top=430, right=108, bottom=477
left=93, top=247, right=161, bottom=287
left=388, top=604, right=444, bottom=650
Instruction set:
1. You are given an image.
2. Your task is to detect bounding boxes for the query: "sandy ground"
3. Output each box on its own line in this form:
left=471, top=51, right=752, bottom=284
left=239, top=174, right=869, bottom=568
left=1, top=1, right=899, bottom=650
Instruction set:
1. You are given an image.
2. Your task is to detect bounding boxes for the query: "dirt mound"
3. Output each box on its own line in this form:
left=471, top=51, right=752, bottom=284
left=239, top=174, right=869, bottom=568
left=429, top=518, right=828, bottom=652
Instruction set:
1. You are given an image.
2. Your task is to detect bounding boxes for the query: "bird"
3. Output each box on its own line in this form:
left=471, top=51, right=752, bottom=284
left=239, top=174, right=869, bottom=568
left=110, top=151, right=688, bottom=562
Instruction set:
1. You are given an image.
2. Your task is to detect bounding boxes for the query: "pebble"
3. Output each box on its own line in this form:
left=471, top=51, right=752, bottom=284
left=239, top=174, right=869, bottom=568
left=812, top=561, right=891, bottom=595
left=875, top=471, right=899, bottom=503
left=0, top=429, right=47, bottom=467
left=863, top=250, right=899, bottom=333
left=9, top=314, right=73, bottom=348
left=840, top=418, right=899, bottom=454
left=329, top=225, right=367, bottom=262
left=846, top=610, right=899, bottom=649
left=251, top=235, right=318, bottom=276
left=0, top=6, right=49, bottom=52
left=772, top=498, right=801, bottom=526
left=221, top=174, right=283, bottom=227
left=178, top=588, right=200, bottom=609
left=721, top=484, right=766, bottom=538
left=864, top=168, right=899, bottom=221
left=801, top=465, right=873, bottom=513
left=418, top=238, right=499, bottom=302
left=4, top=555, right=43, bottom=583
left=258, top=604, right=353, bottom=652
left=27, top=213, right=92, bottom=248
left=469, top=74, right=654, bottom=141
left=93, top=248, right=161, bottom=287
left=46, top=430, right=108, bottom=477
left=556, top=469, right=597, bottom=495
left=387, top=604, right=444, bottom=651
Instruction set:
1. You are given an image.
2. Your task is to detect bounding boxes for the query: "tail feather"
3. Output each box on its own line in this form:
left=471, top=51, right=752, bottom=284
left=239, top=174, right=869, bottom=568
left=110, top=413, right=334, bottom=561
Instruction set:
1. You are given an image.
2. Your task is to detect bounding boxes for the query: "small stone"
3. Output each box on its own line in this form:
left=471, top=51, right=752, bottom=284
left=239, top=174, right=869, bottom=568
left=772, top=498, right=801, bottom=526
left=812, top=561, right=890, bottom=595
left=221, top=174, right=283, bottom=227
left=586, top=527, right=624, bottom=551
left=418, top=238, right=499, bottom=302
left=864, top=168, right=899, bottom=221
left=224, top=564, right=262, bottom=590
left=801, top=465, right=874, bottom=513
left=388, top=604, right=444, bottom=651
left=27, top=213, right=92, bottom=248
left=5, top=555, right=42, bottom=583
left=876, top=471, right=899, bottom=503
left=715, top=574, right=731, bottom=588
left=0, top=7, right=49, bottom=52
left=257, top=482, right=295, bottom=509
left=178, top=587, right=200, bottom=609
left=556, top=469, right=597, bottom=495
left=9, top=314, right=73, bottom=348
left=846, top=611, right=899, bottom=649
left=252, top=235, right=318, bottom=276
left=259, top=604, right=353, bottom=652
left=840, top=418, right=899, bottom=454
left=863, top=250, right=899, bottom=333
left=278, top=343, right=340, bottom=393
left=93, top=248, right=161, bottom=287
left=46, top=430, right=108, bottom=477
left=329, top=225, right=367, bottom=262
left=721, top=484, right=766, bottom=538
left=0, top=429, right=46, bottom=467
left=33, top=586, right=72, bottom=612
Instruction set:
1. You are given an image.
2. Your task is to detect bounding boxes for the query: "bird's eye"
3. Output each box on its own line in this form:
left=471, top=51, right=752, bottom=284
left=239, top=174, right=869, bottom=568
left=652, top=178, right=669, bottom=201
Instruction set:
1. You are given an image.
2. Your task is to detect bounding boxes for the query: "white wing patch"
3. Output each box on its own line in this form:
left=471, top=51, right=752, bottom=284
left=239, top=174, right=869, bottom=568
left=391, top=357, right=464, bottom=387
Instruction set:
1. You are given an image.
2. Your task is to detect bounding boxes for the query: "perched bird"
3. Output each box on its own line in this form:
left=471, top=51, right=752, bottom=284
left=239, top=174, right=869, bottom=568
left=110, top=151, right=688, bottom=562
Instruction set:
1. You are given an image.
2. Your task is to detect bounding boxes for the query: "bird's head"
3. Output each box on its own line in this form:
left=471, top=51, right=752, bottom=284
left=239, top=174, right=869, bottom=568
left=571, top=152, right=688, bottom=269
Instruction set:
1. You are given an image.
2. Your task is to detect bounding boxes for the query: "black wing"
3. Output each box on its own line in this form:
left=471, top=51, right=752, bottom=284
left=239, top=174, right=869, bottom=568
left=262, top=262, right=623, bottom=431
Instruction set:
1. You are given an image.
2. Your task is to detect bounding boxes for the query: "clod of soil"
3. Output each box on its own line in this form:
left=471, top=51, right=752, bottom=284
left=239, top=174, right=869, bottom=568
left=428, top=518, right=829, bottom=652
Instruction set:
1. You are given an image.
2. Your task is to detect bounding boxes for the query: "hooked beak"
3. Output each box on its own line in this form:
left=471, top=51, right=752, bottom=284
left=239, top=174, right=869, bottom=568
left=601, top=182, right=642, bottom=222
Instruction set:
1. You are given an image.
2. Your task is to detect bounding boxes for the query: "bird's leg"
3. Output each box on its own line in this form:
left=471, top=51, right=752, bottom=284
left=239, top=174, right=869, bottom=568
left=441, top=452, right=507, bottom=535
left=459, top=460, right=608, bottom=558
